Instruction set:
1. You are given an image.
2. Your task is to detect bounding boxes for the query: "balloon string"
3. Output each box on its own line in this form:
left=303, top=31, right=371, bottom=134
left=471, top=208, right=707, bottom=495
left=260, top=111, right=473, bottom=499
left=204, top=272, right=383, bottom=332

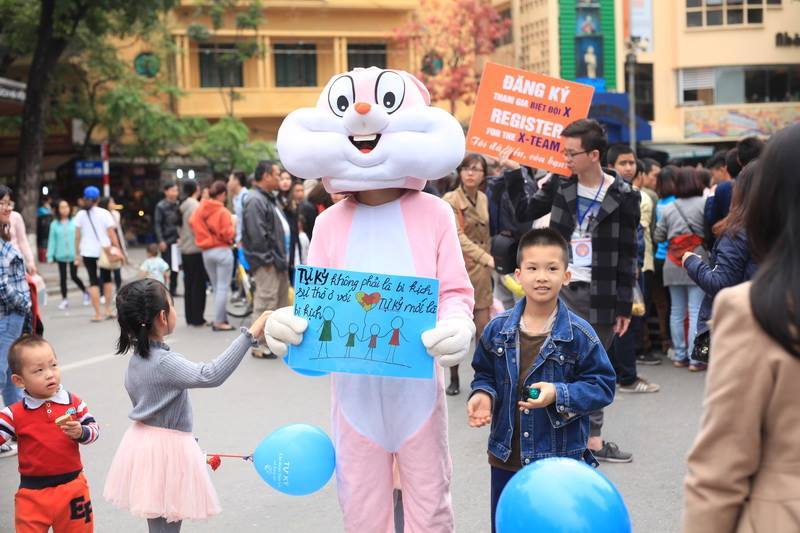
left=207, top=453, right=253, bottom=461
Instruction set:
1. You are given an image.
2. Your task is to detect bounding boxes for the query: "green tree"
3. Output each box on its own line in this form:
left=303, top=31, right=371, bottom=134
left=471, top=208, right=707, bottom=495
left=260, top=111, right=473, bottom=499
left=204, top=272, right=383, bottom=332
left=13, top=0, right=177, bottom=227
left=187, top=0, right=263, bottom=116
left=190, top=116, right=275, bottom=176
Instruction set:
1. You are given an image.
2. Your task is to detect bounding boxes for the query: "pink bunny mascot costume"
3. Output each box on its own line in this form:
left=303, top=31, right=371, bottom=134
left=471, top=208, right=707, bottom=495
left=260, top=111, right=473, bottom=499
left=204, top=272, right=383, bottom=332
left=266, top=67, right=475, bottom=532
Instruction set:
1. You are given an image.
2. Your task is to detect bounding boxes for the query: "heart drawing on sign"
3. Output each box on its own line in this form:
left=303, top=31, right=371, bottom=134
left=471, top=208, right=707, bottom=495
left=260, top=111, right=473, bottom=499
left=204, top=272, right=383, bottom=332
left=355, top=291, right=381, bottom=312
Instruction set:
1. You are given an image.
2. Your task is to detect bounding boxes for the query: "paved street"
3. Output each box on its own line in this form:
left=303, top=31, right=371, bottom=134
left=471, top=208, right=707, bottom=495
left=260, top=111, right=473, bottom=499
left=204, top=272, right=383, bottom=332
left=1, top=256, right=706, bottom=532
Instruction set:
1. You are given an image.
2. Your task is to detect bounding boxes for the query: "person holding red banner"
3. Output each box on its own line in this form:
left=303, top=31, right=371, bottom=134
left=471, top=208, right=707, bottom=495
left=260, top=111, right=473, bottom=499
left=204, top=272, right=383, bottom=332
left=504, top=118, right=640, bottom=463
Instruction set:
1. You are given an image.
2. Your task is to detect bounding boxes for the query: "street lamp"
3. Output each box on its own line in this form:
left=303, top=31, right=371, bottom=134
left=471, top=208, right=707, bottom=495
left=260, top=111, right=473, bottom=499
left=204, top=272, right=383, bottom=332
left=625, top=36, right=649, bottom=152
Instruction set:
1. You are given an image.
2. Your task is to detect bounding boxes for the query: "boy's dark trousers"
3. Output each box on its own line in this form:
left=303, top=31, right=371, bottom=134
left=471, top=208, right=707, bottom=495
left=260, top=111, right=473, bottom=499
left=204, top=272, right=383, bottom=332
left=490, top=467, right=516, bottom=533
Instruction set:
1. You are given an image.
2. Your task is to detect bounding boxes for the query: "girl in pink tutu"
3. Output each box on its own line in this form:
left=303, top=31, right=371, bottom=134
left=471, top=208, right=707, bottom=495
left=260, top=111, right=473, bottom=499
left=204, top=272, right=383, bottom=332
left=103, top=278, right=270, bottom=532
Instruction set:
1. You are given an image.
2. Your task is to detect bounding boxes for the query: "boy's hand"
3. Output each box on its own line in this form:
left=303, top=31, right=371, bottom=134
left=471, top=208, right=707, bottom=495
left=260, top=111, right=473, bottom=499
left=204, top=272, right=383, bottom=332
left=518, top=382, right=556, bottom=410
left=59, top=420, right=83, bottom=440
left=467, top=392, right=493, bottom=428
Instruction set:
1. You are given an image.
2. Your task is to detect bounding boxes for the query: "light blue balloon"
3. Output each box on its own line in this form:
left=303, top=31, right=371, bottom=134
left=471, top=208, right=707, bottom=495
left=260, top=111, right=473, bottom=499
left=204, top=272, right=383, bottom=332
left=496, top=458, right=631, bottom=533
left=252, top=424, right=336, bottom=496
left=282, top=355, right=328, bottom=377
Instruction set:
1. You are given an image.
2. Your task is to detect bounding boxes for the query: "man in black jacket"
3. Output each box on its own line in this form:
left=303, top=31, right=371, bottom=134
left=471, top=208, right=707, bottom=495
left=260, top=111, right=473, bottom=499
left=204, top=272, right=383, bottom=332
left=242, top=160, right=289, bottom=359
left=154, top=181, right=180, bottom=296
left=505, top=118, right=640, bottom=463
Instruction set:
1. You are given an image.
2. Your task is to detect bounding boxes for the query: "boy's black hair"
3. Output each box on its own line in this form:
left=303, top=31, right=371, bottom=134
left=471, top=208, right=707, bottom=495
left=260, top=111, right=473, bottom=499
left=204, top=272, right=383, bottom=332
left=725, top=148, right=742, bottom=179
left=642, top=157, right=660, bottom=174
left=516, top=228, right=570, bottom=268
left=606, top=143, right=635, bottom=167
left=8, top=335, right=51, bottom=375
left=163, top=180, right=177, bottom=191
left=705, top=151, right=727, bottom=170
left=116, top=279, right=171, bottom=359
left=635, top=158, right=645, bottom=176
left=736, top=136, right=764, bottom=167
left=231, top=171, right=248, bottom=188
left=146, top=243, right=159, bottom=256
left=561, top=119, right=608, bottom=161
left=182, top=180, right=198, bottom=197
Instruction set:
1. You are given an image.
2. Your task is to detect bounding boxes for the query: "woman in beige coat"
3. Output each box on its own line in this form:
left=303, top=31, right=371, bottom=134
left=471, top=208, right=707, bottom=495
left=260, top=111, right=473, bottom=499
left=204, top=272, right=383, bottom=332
left=442, top=153, right=494, bottom=395
left=682, top=123, right=800, bottom=533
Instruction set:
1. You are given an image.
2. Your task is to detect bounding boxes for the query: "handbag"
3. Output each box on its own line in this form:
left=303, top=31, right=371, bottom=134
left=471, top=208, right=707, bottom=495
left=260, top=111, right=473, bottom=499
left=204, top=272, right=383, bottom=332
left=86, top=208, right=122, bottom=270
left=691, top=329, right=710, bottom=363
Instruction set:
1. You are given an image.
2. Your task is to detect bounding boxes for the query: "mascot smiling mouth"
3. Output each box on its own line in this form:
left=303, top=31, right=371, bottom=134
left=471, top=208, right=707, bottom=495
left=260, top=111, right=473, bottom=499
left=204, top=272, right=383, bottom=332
left=349, top=133, right=382, bottom=154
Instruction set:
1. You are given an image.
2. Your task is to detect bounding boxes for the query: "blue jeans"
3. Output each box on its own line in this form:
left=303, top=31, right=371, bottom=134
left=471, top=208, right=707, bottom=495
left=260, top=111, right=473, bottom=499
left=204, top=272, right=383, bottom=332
left=0, top=312, right=25, bottom=406
left=668, top=285, right=704, bottom=364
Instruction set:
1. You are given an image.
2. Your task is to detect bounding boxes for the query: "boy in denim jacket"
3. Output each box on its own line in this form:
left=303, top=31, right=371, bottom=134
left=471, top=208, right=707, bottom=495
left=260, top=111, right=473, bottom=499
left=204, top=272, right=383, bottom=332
left=468, top=229, right=616, bottom=532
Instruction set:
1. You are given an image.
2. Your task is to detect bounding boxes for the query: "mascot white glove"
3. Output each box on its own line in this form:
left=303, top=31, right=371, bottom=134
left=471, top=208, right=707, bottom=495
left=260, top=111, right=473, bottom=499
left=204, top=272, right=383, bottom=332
left=421, top=315, right=476, bottom=368
left=264, top=306, right=308, bottom=357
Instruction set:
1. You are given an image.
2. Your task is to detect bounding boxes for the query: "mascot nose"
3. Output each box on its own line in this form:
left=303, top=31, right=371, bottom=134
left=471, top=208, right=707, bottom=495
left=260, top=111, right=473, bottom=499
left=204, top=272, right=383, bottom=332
left=355, top=102, right=371, bottom=115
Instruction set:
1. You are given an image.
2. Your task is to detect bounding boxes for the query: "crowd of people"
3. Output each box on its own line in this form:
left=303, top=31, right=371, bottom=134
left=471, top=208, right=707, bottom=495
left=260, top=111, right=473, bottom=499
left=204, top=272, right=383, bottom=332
left=0, top=117, right=797, bottom=532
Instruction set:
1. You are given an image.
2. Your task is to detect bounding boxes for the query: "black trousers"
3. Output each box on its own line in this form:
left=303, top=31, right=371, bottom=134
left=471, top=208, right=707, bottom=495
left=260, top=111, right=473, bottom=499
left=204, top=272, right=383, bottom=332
left=182, top=252, right=207, bottom=326
left=57, top=261, right=87, bottom=299
left=609, top=320, right=639, bottom=386
left=161, top=247, right=179, bottom=296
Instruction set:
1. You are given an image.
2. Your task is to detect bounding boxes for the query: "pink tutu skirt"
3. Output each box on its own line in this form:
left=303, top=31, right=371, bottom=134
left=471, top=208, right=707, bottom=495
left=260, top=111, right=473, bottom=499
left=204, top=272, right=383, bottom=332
left=103, top=422, right=221, bottom=522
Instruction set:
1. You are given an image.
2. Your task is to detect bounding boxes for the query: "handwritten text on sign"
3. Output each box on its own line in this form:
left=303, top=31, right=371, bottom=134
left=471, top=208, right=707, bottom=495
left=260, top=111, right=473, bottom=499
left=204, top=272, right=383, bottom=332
left=288, top=266, right=439, bottom=379
left=466, top=62, right=595, bottom=176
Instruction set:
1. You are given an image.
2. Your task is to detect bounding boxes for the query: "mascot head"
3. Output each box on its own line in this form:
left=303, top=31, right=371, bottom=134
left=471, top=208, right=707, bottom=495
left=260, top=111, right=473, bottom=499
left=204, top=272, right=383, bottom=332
left=276, top=67, right=465, bottom=193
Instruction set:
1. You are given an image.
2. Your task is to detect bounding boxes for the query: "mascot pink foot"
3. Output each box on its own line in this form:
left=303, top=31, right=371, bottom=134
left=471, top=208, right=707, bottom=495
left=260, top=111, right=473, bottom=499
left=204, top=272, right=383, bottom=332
left=266, top=67, right=475, bottom=533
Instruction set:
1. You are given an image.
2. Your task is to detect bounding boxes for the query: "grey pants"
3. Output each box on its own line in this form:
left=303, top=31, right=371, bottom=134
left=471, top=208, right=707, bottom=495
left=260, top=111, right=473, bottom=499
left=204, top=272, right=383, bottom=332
left=559, top=282, right=615, bottom=438
left=202, top=247, right=234, bottom=324
left=147, top=518, right=181, bottom=532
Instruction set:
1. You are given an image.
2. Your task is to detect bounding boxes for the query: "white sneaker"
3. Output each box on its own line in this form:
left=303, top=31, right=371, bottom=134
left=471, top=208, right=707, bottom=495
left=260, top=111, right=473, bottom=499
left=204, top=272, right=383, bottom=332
left=83, top=293, right=90, bottom=306
left=58, top=299, right=69, bottom=310
left=0, top=442, right=17, bottom=458
left=100, top=296, right=106, bottom=305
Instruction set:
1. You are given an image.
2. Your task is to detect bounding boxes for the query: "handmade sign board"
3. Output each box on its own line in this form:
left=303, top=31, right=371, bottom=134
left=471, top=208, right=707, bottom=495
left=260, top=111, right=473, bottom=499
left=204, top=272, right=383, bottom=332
left=466, top=62, right=595, bottom=176
left=287, top=266, right=440, bottom=379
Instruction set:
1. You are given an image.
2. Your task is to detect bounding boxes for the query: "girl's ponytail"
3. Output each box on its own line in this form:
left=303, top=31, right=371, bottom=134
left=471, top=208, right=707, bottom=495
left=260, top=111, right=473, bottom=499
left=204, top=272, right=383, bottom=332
left=115, top=279, right=170, bottom=358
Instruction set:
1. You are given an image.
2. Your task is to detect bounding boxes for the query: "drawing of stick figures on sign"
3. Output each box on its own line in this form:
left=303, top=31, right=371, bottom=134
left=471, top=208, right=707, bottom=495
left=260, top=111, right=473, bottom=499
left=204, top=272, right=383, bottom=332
left=387, top=317, right=410, bottom=364
left=364, top=324, right=381, bottom=360
left=341, top=323, right=359, bottom=357
left=316, top=306, right=341, bottom=358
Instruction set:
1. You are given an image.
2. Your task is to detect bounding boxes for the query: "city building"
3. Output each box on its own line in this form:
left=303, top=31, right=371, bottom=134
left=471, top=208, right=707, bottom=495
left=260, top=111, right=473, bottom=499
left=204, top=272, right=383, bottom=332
left=165, top=0, right=418, bottom=139
left=641, top=0, right=800, bottom=145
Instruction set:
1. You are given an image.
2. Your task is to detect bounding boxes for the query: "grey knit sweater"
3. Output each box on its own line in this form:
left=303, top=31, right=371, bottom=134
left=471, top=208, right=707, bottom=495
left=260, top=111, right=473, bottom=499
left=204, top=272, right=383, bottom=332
left=125, top=330, right=257, bottom=432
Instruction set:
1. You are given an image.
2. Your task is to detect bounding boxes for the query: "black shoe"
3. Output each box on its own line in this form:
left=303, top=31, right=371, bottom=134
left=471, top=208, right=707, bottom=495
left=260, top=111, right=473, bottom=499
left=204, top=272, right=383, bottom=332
left=636, top=351, right=662, bottom=365
left=591, top=441, right=633, bottom=463
left=446, top=382, right=460, bottom=396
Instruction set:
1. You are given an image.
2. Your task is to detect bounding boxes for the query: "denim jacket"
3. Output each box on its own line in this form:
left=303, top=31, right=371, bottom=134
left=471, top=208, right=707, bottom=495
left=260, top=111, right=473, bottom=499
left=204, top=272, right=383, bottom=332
left=470, top=297, right=616, bottom=466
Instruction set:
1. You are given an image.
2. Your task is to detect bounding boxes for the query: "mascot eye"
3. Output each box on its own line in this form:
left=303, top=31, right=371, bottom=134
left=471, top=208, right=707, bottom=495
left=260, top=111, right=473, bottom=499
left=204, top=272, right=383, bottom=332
left=375, top=71, right=405, bottom=114
left=327, top=75, right=355, bottom=117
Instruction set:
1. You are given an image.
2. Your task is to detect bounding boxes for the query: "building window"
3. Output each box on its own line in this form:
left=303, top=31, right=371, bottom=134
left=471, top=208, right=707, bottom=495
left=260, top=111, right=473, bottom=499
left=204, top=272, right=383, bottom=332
left=274, top=43, right=317, bottom=87
left=680, top=65, right=800, bottom=105
left=199, top=44, right=244, bottom=88
left=494, top=9, right=513, bottom=47
left=347, top=44, right=387, bottom=70
left=685, top=0, right=768, bottom=28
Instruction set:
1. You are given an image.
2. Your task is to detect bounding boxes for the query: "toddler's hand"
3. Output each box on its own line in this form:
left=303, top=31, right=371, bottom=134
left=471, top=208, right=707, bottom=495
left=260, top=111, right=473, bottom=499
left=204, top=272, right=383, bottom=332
left=248, top=310, right=273, bottom=339
left=60, top=420, right=83, bottom=440
left=467, top=392, right=493, bottom=428
left=517, top=382, right=556, bottom=410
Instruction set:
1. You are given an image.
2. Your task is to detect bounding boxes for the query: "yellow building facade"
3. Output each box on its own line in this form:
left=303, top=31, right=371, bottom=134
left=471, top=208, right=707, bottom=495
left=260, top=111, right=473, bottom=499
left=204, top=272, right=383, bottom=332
left=644, top=0, right=800, bottom=143
left=167, top=0, right=419, bottom=139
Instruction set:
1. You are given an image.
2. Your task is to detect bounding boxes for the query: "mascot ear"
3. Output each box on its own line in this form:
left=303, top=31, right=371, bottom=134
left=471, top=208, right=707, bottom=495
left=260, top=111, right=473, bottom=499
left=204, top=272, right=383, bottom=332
left=400, top=71, right=431, bottom=106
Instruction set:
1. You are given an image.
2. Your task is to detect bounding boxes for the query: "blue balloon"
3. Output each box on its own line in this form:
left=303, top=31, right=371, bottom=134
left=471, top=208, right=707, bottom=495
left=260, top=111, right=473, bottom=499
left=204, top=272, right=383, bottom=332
left=496, top=458, right=631, bottom=533
left=282, top=355, right=328, bottom=377
left=252, top=424, right=336, bottom=496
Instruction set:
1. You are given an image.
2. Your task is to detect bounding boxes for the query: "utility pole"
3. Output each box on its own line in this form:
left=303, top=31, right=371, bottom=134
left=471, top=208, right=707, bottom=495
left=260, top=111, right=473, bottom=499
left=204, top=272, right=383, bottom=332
left=626, top=48, right=637, bottom=152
